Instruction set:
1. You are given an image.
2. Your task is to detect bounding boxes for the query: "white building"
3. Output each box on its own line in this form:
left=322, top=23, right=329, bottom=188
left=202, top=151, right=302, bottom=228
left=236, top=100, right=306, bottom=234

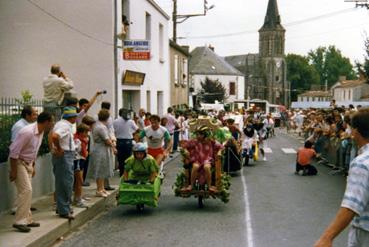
left=297, top=91, right=331, bottom=102
left=119, top=0, right=170, bottom=116
left=0, top=0, right=170, bottom=116
left=0, top=0, right=116, bottom=115
left=189, top=46, right=245, bottom=104
left=332, top=79, right=369, bottom=102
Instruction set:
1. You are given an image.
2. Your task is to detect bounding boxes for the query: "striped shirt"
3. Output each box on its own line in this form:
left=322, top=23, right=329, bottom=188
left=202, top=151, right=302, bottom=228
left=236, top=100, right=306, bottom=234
left=341, top=143, right=369, bottom=231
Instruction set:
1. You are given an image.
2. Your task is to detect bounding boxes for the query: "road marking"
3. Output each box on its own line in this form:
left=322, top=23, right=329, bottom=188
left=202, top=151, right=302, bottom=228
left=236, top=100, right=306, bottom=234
left=241, top=172, right=254, bottom=247
left=264, top=147, right=272, bottom=153
left=281, top=148, right=297, bottom=154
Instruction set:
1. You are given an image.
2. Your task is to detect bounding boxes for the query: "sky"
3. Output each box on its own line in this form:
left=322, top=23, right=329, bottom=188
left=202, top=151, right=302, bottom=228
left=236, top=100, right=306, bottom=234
left=156, top=0, right=369, bottom=63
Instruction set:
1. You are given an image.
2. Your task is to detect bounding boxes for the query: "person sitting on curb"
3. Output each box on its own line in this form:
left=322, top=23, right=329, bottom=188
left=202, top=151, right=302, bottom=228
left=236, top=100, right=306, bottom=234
left=180, top=125, right=223, bottom=193
left=123, top=143, right=158, bottom=183
left=295, top=141, right=317, bottom=176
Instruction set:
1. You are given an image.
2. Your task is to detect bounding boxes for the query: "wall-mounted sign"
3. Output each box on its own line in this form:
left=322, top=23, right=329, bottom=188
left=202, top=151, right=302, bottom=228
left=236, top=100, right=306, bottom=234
left=122, top=70, right=146, bottom=85
left=123, top=40, right=150, bottom=60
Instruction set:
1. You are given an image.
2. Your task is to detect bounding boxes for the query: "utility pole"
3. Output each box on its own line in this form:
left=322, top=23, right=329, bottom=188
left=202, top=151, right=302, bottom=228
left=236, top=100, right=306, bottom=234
left=345, top=0, right=369, bottom=9
left=173, top=0, right=178, bottom=43
left=172, top=0, right=215, bottom=43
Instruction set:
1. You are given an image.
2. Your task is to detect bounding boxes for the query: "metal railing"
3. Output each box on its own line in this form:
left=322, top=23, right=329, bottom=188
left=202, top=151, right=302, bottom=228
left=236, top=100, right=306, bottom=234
left=0, top=97, right=46, bottom=163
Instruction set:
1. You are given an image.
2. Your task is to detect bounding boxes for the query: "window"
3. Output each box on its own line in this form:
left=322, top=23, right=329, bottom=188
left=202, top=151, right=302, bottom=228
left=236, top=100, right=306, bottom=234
left=174, top=55, right=179, bottom=85
left=182, top=58, right=188, bottom=86
left=121, top=1, right=130, bottom=39
left=349, top=90, right=351, bottom=100
left=146, top=91, right=151, bottom=112
left=159, top=23, right=164, bottom=62
left=343, top=90, right=346, bottom=100
left=145, top=12, right=151, bottom=40
left=268, top=38, right=272, bottom=55
left=229, top=82, right=236, bottom=95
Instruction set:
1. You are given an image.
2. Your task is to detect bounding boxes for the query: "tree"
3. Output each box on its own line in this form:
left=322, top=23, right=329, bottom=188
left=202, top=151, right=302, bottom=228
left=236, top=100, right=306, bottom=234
left=356, top=38, right=369, bottom=83
left=199, top=77, right=227, bottom=103
left=308, top=46, right=356, bottom=88
left=286, top=54, right=320, bottom=101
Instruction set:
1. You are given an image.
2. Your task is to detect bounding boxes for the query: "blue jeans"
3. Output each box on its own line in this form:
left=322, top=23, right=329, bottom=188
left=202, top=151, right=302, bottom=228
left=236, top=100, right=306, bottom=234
left=52, top=151, right=75, bottom=216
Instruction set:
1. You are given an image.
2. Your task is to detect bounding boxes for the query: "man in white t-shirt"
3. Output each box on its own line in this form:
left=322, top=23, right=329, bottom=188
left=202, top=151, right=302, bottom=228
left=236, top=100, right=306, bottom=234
left=138, top=115, right=172, bottom=166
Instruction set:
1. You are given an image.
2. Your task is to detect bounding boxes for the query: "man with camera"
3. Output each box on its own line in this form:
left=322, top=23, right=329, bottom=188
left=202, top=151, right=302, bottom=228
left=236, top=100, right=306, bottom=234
left=43, top=64, right=76, bottom=116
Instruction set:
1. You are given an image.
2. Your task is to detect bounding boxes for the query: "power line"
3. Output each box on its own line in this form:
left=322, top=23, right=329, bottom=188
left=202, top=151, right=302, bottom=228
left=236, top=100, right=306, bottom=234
left=178, top=8, right=360, bottom=40
left=26, top=0, right=114, bottom=46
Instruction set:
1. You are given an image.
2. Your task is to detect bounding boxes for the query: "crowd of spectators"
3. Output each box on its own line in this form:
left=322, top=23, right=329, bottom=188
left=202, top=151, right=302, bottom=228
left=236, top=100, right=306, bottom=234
left=282, top=103, right=363, bottom=175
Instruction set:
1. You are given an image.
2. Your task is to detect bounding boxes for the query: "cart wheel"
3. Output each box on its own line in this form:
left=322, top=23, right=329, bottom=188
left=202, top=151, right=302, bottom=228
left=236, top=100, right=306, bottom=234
left=136, top=204, right=144, bottom=212
left=198, top=196, right=204, bottom=208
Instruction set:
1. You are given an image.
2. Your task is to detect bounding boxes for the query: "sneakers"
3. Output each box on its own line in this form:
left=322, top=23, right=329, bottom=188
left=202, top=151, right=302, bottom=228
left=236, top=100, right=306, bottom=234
left=104, top=186, right=115, bottom=191
left=82, top=181, right=90, bottom=187
left=13, top=224, right=31, bottom=233
left=59, top=214, right=75, bottom=220
left=74, top=201, right=89, bottom=208
left=27, top=222, right=40, bottom=227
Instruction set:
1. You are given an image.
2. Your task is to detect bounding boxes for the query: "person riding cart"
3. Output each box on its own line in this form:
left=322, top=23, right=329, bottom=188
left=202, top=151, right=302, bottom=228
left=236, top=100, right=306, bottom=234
left=123, top=143, right=158, bottom=183
left=118, top=142, right=161, bottom=211
left=174, top=116, right=231, bottom=207
left=180, top=125, right=223, bottom=193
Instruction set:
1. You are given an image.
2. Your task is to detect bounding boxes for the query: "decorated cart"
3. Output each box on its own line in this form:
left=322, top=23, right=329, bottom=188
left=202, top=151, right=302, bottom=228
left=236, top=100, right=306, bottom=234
left=173, top=116, right=231, bottom=208
left=117, top=158, right=164, bottom=212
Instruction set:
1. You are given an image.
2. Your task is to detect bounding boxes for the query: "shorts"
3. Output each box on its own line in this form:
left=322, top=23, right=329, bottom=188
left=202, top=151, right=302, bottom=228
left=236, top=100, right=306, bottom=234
left=74, top=159, right=86, bottom=171
left=148, top=147, right=164, bottom=159
left=348, top=226, right=369, bottom=247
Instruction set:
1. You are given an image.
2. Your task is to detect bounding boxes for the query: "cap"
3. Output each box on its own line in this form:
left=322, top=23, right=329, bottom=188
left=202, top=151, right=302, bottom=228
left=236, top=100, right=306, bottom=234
left=62, top=106, right=78, bottom=119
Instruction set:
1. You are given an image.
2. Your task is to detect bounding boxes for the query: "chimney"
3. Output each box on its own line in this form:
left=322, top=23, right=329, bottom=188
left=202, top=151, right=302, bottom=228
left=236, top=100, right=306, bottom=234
left=338, top=76, right=346, bottom=82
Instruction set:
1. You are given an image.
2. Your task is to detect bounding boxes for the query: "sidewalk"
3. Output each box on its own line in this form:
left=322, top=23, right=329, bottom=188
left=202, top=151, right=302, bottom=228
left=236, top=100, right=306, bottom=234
left=0, top=175, right=120, bottom=247
left=0, top=152, right=180, bottom=247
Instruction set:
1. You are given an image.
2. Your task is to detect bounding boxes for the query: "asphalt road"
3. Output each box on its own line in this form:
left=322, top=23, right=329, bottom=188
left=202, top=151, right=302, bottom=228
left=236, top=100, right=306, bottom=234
left=59, top=130, right=348, bottom=247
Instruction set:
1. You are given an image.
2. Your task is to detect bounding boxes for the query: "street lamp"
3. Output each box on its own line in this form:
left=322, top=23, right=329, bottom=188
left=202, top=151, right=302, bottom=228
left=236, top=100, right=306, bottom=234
left=172, top=0, right=215, bottom=42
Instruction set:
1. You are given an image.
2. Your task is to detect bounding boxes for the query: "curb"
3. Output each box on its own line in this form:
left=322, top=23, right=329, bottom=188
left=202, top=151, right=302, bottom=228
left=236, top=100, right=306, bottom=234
left=30, top=190, right=118, bottom=247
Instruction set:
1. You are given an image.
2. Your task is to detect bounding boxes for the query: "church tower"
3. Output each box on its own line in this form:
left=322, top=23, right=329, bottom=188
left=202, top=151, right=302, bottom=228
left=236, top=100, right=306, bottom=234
left=259, top=0, right=288, bottom=105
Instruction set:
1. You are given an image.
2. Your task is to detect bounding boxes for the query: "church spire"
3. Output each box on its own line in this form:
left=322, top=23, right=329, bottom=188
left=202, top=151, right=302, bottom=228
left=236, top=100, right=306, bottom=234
left=260, top=0, right=284, bottom=30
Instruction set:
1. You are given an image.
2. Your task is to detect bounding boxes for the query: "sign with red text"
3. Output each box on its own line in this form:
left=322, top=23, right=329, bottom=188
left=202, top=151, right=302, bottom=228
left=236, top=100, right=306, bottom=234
left=123, top=40, right=150, bottom=60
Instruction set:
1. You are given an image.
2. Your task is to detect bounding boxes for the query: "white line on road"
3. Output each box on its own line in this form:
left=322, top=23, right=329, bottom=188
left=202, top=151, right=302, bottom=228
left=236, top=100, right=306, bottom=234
left=241, top=172, right=254, bottom=247
left=281, top=148, right=297, bottom=154
left=264, top=147, right=273, bottom=153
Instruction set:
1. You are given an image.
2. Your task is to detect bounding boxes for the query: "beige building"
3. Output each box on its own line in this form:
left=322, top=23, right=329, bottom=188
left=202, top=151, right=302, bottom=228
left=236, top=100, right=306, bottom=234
left=169, top=40, right=190, bottom=108
left=297, top=91, right=332, bottom=102
left=332, top=78, right=369, bottom=102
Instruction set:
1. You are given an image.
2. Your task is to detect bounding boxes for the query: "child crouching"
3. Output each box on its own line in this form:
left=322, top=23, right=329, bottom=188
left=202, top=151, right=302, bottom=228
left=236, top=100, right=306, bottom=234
left=295, top=141, right=318, bottom=176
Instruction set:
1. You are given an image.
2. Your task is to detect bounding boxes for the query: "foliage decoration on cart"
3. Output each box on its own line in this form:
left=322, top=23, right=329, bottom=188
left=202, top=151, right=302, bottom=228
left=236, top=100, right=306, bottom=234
left=173, top=116, right=232, bottom=207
